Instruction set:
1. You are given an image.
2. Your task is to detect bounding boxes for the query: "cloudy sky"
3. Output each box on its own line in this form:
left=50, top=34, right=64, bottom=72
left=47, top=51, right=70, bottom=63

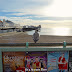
left=0, top=0, right=72, bottom=28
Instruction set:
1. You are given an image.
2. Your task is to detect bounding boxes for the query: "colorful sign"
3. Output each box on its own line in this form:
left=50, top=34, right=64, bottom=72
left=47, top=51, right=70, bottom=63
left=2, top=51, right=47, bottom=72
left=2, top=52, right=25, bottom=72
left=25, top=51, right=47, bottom=72
left=48, top=51, right=68, bottom=72
left=2, top=51, right=69, bottom=72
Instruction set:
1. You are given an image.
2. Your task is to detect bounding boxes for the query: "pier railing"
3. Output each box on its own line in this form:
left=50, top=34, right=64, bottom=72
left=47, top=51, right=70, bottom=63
left=0, top=41, right=67, bottom=47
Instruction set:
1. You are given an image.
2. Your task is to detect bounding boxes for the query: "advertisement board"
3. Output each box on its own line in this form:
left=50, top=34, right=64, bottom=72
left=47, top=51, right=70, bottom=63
left=69, top=51, right=72, bottom=72
left=2, top=51, right=69, bottom=72
left=25, top=51, right=47, bottom=72
left=48, top=51, right=68, bottom=72
left=2, top=52, right=25, bottom=72
left=2, top=51, right=47, bottom=72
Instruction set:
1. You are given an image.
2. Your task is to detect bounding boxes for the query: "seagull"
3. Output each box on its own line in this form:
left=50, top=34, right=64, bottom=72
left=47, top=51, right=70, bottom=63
left=33, top=30, right=39, bottom=43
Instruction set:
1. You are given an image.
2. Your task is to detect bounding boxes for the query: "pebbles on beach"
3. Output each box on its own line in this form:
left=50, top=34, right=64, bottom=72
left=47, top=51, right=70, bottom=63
left=0, top=32, right=72, bottom=43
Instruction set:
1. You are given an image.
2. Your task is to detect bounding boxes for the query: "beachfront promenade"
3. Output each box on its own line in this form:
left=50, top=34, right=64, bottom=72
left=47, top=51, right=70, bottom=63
left=0, top=32, right=72, bottom=43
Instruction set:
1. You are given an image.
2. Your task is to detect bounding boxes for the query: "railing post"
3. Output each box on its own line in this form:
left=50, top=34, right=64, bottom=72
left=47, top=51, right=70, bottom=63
left=26, top=42, right=29, bottom=48
left=63, top=41, right=66, bottom=48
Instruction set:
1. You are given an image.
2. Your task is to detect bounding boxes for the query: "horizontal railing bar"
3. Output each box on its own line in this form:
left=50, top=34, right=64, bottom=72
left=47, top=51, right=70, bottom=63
left=67, top=43, right=72, bottom=45
left=0, top=42, right=71, bottom=46
left=0, top=43, right=26, bottom=46
left=29, top=43, right=63, bottom=46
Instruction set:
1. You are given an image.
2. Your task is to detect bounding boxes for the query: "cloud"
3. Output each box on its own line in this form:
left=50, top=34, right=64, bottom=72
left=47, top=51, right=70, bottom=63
left=1, top=16, right=72, bottom=28
left=0, top=0, right=52, bottom=17
left=1, top=0, right=72, bottom=28
left=42, top=0, right=72, bottom=17
left=3, top=0, right=72, bottom=18
left=0, top=16, right=8, bottom=20
left=0, top=0, right=50, bottom=11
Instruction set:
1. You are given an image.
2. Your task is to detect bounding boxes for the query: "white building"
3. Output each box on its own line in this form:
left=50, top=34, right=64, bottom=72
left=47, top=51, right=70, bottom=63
left=3, top=19, right=15, bottom=28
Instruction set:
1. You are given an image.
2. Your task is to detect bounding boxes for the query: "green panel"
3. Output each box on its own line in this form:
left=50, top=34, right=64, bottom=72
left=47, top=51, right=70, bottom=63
left=0, top=49, right=3, bottom=72
left=26, top=42, right=29, bottom=48
left=63, top=41, right=66, bottom=48
left=0, top=47, right=72, bottom=52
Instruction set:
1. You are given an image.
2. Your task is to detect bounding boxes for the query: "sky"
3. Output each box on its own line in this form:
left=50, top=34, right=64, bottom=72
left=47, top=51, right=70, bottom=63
left=0, top=0, right=72, bottom=28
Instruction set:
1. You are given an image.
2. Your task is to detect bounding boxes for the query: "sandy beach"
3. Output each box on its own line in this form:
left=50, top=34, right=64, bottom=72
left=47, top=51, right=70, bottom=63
left=0, top=32, right=72, bottom=43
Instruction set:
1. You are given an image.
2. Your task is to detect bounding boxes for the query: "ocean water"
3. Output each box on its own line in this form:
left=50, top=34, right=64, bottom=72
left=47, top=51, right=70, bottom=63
left=0, top=30, right=8, bottom=33
left=27, top=28, right=72, bottom=36
left=0, top=29, right=15, bottom=33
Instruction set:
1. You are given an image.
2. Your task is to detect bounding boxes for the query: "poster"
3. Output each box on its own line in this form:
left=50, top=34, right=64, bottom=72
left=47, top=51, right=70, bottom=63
left=69, top=51, right=72, bottom=72
left=2, top=51, right=47, bottom=72
left=48, top=51, right=68, bottom=72
left=2, top=52, right=25, bottom=72
left=25, top=51, right=47, bottom=72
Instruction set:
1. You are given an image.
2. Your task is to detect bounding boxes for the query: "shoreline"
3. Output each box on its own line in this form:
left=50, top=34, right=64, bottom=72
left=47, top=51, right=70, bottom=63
left=0, top=31, right=72, bottom=37
left=39, top=35, right=72, bottom=37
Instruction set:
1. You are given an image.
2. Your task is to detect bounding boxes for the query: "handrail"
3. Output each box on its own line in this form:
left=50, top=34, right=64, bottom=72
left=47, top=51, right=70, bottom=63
left=0, top=41, right=70, bottom=47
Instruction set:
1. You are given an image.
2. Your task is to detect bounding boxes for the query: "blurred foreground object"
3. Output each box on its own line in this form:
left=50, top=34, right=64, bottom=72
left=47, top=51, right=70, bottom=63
left=33, top=30, right=39, bottom=43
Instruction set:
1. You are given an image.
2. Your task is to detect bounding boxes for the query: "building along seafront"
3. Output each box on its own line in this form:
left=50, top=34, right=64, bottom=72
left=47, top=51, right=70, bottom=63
left=0, top=19, right=20, bottom=33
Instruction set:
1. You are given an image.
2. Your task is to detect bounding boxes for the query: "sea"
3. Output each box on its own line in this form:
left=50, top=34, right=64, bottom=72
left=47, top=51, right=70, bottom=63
left=26, top=28, right=72, bottom=36
left=0, top=29, right=13, bottom=33
left=0, top=28, right=72, bottom=36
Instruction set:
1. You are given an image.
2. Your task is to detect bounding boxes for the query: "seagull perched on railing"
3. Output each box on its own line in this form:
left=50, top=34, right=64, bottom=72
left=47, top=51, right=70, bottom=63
left=33, top=29, right=39, bottom=43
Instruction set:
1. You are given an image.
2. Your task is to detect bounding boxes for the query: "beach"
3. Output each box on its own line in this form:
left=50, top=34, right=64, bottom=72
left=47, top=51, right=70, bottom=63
left=0, top=32, right=72, bottom=43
